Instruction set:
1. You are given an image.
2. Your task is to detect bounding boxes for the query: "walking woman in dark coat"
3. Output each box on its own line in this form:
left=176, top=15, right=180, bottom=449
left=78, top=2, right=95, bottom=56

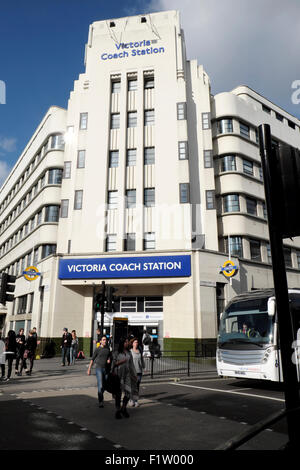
left=3, top=330, right=16, bottom=381
left=112, top=337, right=137, bottom=419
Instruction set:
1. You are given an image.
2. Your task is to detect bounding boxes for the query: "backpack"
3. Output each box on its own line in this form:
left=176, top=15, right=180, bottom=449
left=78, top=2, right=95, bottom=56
left=143, top=334, right=151, bottom=346
left=77, top=350, right=85, bottom=359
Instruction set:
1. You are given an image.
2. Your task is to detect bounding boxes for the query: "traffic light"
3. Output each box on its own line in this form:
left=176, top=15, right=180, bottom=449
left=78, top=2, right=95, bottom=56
left=106, top=286, right=117, bottom=312
left=0, top=272, right=16, bottom=305
left=93, top=292, right=103, bottom=312
left=93, top=281, right=106, bottom=312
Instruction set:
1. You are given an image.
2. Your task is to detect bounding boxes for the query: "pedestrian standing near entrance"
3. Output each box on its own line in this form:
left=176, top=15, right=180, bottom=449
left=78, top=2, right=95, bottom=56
left=129, top=338, right=145, bottom=407
left=112, top=337, right=137, bottom=419
left=87, top=335, right=112, bottom=408
left=15, top=328, right=26, bottom=375
left=20, top=329, right=37, bottom=376
left=61, top=328, right=72, bottom=366
left=70, top=330, right=79, bottom=365
left=142, top=329, right=152, bottom=358
left=3, top=330, right=16, bottom=382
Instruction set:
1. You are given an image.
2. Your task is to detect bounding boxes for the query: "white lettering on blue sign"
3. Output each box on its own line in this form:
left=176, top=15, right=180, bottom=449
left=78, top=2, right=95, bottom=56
left=59, top=255, right=190, bottom=279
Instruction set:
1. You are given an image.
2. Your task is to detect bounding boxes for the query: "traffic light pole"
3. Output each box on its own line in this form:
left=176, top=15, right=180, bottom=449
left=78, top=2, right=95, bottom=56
left=259, top=124, right=300, bottom=448
left=100, top=281, right=105, bottom=337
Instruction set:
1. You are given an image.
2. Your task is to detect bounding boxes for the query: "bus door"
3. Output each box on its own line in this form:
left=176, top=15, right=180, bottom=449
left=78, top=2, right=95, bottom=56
left=290, top=294, right=300, bottom=380
left=112, top=317, right=128, bottom=352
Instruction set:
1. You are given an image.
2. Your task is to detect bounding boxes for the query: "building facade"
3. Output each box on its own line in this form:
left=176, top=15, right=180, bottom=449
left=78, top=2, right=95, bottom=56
left=1, top=10, right=300, bottom=354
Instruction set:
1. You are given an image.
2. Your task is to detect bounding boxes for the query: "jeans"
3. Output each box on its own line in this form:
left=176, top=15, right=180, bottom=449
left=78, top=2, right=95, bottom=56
left=20, top=353, right=35, bottom=374
left=70, top=347, right=77, bottom=365
left=6, top=355, right=14, bottom=379
left=95, top=367, right=106, bottom=403
left=61, top=347, right=70, bottom=365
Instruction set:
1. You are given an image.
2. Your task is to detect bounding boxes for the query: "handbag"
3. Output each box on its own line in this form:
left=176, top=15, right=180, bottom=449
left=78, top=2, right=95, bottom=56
left=23, top=349, right=29, bottom=359
left=104, top=372, right=120, bottom=394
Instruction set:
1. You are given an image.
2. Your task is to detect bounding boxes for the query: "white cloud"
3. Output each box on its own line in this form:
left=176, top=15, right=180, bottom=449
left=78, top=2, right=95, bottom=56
left=0, top=161, right=11, bottom=187
left=0, top=136, right=17, bottom=153
left=148, top=0, right=300, bottom=116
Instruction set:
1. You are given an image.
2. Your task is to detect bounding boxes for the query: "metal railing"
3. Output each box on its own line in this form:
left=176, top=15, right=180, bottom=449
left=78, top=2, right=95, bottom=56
left=142, top=350, right=216, bottom=379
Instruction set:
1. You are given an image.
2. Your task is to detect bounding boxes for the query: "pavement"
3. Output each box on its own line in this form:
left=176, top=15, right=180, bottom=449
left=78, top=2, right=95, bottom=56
left=0, top=357, right=289, bottom=453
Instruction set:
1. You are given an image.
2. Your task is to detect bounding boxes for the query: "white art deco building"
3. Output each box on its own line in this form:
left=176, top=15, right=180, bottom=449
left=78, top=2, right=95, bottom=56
left=1, top=10, right=300, bottom=354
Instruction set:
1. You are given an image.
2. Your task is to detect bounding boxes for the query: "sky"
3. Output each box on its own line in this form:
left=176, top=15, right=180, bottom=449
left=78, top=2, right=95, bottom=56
left=0, top=0, right=300, bottom=186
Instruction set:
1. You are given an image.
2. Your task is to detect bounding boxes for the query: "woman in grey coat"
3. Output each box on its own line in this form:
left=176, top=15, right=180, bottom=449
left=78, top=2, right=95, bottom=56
left=129, top=338, right=145, bottom=407
left=112, top=337, right=137, bottom=419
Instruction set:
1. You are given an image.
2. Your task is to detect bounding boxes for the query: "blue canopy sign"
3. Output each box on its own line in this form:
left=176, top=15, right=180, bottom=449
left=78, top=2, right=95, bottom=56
left=59, top=255, right=191, bottom=280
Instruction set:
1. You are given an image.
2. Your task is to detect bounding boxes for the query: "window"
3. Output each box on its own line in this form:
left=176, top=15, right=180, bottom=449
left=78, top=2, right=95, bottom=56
left=28, top=293, right=34, bottom=313
left=246, top=197, right=257, bottom=216
left=50, top=134, right=64, bottom=149
left=48, top=168, right=63, bottom=185
left=111, top=113, right=120, bottom=129
left=267, top=244, right=272, bottom=264
left=217, top=119, right=233, bottom=133
left=243, top=159, right=254, bottom=176
left=288, top=120, right=295, bottom=130
left=126, top=190, right=136, bottom=208
left=262, top=105, right=271, bottom=114
left=202, top=113, right=211, bottom=130
left=178, top=141, right=188, bottom=160
left=203, top=150, right=213, bottom=168
left=74, top=190, right=83, bottom=210
left=240, top=122, right=250, bottom=138
left=144, top=77, right=154, bottom=89
left=224, top=194, right=240, bottom=212
left=296, top=251, right=300, bottom=270
left=225, top=236, right=243, bottom=258
left=249, top=239, right=261, bottom=261
left=144, top=232, right=155, bottom=250
left=124, top=233, right=136, bottom=251
left=63, top=161, right=71, bottom=179
left=206, top=190, right=215, bottom=209
left=180, top=183, right=190, bottom=203
left=276, top=112, right=284, bottom=122
left=41, top=244, right=56, bottom=259
left=109, top=150, right=119, bottom=168
left=45, top=205, right=60, bottom=222
left=144, top=188, right=155, bottom=207
left=79, top=113, right=88, bottom=130
left=33, top=248, right=39, bottom=265
left=263, top=202, right=268, bottom=219
left=126, top=149, right=136, bottom=166
left=17, top=295, right=27, bottom=315
left=177, top=102, right=186, bottom=120
left=111, top=81, right=121, bottom=93
left=144, top=147, right=155, bottom=165
left=77, top=150, right=86, bottom=168
left=284, top=247, right=292, bottom=267
left=145, top=109, right=154, bottom=126
left=221, top=155, right=236, bottom=172
left=60, top=199, right=69, bottom=218
left=37, top=210, right=43, bottom=225
left=128, top=111, right=137, bottom=128
left=106, top=234, right=117, bottom=252
left=108, top=191, right=118, bottom=209
left=128, top=79, right=138, bottom=91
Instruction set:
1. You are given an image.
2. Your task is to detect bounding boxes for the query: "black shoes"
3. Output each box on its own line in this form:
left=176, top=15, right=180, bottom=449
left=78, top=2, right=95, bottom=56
left=121, top=408, right=130, bottom=418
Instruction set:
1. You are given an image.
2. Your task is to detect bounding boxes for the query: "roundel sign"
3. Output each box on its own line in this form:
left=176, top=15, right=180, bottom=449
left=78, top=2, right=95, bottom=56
left=220, top=260, right=238, bottom=278
left=23, top=266, right=41, bottom=282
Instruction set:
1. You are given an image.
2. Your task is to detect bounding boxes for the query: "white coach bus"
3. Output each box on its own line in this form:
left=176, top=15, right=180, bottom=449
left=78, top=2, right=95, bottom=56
left=216, top=289, right=300, bottom=382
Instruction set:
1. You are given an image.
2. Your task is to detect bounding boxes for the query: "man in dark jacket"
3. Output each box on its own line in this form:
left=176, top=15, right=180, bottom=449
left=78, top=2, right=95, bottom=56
left=61, top=328, right=72, bottom=366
